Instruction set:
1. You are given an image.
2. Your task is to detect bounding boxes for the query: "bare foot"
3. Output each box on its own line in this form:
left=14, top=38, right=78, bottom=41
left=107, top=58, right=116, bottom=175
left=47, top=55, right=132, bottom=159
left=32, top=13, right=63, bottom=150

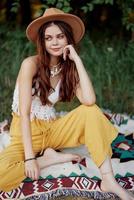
left=101, top=178, right=134, bottom=200
left=38, top=148, right=81, bottom=169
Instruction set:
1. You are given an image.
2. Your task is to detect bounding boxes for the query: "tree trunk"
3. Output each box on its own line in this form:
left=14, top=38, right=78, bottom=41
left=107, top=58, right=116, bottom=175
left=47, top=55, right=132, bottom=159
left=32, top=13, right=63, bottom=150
left=131, top=31, right=134, bottom=41
left=6, top=0, right=16, bottom=22
left=20, top=0, right=31, bottom=25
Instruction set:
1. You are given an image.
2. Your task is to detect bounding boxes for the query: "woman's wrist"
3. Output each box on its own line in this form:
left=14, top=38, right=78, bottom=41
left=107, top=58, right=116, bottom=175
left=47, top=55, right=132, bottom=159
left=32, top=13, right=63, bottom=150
left=24, top=157, right=37, bottom=162
left=24, top=149, right=35, bottom=159
left=74, top=56, right=82, bottom=65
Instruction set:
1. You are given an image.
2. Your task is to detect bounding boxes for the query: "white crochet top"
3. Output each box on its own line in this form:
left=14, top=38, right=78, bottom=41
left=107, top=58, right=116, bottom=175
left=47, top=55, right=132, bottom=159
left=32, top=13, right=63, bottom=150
left=11, top=80, right=61, bottom=121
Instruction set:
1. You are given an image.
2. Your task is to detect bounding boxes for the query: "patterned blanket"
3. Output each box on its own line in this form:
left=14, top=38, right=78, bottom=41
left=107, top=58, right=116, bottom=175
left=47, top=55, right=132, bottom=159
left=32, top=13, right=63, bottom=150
left=0, top=110, right=134, bottom=200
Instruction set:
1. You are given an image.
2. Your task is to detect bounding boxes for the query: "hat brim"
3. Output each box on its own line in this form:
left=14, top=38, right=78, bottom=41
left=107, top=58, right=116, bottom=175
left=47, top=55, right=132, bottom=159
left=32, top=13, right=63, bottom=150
left=26, top=13, right=85, bottom=44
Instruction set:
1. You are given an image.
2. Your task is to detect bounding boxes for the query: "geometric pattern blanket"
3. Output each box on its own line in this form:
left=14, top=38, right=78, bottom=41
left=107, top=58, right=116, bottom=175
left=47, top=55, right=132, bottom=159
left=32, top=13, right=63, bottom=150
left=0, top=110, right=134, bottom=200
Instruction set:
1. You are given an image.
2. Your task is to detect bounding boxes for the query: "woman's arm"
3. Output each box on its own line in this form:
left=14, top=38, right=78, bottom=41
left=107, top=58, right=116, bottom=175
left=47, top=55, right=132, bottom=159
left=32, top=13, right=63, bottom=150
left=18, top=57, right=39, bottom=180
left=19, top=57, right=36, bottom=159
left=74, top=57, right=96, bottom=105
left=63, top=45, right=96, bottom=105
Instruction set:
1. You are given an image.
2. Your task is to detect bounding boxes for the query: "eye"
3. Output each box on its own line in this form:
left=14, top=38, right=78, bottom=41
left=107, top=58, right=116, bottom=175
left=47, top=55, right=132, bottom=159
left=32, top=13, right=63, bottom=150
left=45, top=36, right=52, bottom=41
left=58, top=34, right=65, bottom=39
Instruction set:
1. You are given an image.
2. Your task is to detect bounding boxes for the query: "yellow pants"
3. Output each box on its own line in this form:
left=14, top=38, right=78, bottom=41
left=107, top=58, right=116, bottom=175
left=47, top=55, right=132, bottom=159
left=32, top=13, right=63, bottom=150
left=0, top=104, right=118, bottom=192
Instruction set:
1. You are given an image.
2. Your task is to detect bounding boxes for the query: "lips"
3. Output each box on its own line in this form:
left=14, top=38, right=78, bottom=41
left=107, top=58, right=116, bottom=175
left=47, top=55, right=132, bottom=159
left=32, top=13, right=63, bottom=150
left=51, top=48, right=61, bottom=52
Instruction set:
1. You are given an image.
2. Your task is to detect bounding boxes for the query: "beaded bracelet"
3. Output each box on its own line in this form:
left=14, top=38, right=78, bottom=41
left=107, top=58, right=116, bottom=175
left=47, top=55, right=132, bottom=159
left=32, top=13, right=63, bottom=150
left=24, top=157, right=37, bottom=162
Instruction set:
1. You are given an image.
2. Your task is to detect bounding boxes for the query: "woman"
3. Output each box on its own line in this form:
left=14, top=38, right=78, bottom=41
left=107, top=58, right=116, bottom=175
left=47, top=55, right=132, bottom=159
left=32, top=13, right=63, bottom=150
left=0, top=8, right=133, bottom=200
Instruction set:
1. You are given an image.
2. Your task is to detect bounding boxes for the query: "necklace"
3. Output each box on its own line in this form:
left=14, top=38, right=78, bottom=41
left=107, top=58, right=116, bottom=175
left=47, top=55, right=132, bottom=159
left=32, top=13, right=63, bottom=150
left=50, top=62, right=62, bottom=77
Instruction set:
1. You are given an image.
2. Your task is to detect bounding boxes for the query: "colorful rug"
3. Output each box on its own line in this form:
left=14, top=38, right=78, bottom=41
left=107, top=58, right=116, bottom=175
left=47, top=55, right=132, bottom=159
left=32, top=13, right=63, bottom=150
left=0, top=110, right=134, bottom=200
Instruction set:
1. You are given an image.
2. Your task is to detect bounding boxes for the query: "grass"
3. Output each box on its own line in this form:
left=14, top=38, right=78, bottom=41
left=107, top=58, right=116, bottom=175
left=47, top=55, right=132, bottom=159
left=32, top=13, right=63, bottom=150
left=79, top=35, right=134, bottom=115
left=0, top=25, right=35, bottom=121
left=0, top=25, right=134, bottom=121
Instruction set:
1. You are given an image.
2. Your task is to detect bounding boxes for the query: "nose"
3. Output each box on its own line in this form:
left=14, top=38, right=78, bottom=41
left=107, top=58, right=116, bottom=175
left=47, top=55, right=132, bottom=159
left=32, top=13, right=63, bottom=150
left=52, top=37, right=58, bottom=45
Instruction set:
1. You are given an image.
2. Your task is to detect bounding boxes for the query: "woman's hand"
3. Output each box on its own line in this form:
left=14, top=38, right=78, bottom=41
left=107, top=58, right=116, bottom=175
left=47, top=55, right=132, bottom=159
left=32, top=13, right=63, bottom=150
left=63, top=45, right=79, bottom=62
left=25, top=159, right=40, bottom=180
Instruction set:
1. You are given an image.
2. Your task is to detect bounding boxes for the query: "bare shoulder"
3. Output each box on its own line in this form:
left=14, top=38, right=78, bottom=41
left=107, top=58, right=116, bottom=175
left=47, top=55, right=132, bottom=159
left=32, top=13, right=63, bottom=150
left=17, top=55, right=38, bottom=83
left=21, top=55, right=38, bottom=74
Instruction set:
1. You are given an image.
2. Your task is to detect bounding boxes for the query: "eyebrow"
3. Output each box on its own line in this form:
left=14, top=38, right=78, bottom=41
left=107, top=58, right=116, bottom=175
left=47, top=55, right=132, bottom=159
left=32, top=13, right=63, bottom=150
left=45, top=33, right=64, bottom=37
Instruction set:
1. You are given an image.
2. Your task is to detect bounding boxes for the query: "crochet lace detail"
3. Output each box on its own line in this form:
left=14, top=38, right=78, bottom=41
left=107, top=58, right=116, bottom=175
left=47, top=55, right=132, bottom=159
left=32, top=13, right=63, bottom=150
left=11, top=82, right=60, bottom=121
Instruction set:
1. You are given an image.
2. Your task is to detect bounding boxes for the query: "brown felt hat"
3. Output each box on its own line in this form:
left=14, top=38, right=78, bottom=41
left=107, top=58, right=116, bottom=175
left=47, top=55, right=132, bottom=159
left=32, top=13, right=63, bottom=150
left=26, top=7, right=85, bottom=44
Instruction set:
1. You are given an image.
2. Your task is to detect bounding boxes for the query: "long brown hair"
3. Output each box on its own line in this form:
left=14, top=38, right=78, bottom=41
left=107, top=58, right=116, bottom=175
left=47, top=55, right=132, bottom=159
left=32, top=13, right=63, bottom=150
left=33, top=21, right=79, bottom=105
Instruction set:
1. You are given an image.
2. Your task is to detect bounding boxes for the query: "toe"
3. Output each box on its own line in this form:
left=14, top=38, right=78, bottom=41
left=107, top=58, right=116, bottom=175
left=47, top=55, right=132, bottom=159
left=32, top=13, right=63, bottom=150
left=73, top=155, right=82, bottom=162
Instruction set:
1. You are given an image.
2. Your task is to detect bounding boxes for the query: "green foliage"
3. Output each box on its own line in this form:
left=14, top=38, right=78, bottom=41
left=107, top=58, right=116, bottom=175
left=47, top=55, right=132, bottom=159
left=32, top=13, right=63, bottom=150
left=81, top=0, right=114, bottom=13
left=81, top=0, right=134, bottom=32
left=0, top=26, right=134, bottom=121
left=43, top=0, right=134, bottom=34
left=10, top=0, right=20, bottom=13
left=82, top=3, right=94, bottom=12
left=9, top=0, right=134, bottom=32
left=40, top=0, right=72, bottom=13
left=119, top=0, right=134, bottom=32
left=80, top=35, right=134, bottom=114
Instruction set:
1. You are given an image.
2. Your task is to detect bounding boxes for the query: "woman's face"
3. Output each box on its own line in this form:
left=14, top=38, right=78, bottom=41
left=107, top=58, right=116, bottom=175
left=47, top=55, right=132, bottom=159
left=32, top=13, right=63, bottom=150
left=44, top=23, right=68, bottom=57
